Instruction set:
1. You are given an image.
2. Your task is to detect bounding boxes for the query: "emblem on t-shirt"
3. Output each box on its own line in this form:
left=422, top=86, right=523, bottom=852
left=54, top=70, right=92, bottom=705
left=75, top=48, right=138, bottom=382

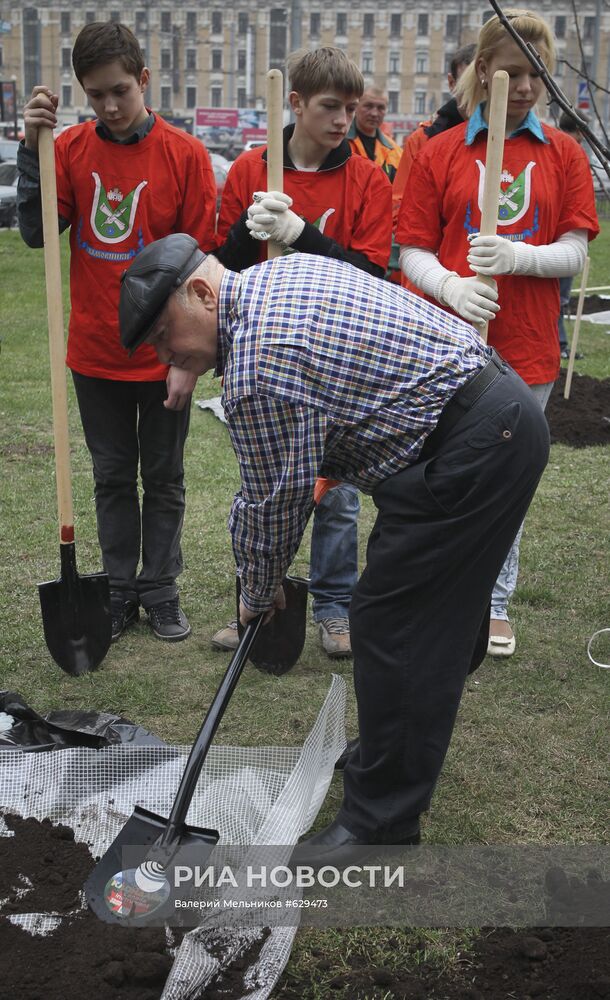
left=89, top=172, right=148, bottom=244
left=476, top=160, right=536, bottom=226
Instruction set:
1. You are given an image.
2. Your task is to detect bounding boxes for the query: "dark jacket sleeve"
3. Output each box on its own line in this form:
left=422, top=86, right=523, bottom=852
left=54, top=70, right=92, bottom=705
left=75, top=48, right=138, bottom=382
left=290, top=221, right=386, bottom=278
left=213, top=211, right=260, bottom=273
left=16, top=142, right=70, bottom=248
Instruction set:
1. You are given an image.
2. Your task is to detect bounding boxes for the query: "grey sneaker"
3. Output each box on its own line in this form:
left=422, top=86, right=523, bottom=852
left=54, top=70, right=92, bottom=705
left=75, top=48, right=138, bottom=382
left=318, top=618, right=352, bottom=659
left=147, top=598, right=191, bottom=642
left=211, top=619, right=239, bottom=651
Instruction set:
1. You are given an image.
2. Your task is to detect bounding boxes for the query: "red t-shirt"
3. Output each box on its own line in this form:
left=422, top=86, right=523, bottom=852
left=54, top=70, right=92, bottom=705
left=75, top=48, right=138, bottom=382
left=396, top=122, right=599, bottom=384
left=55, top=116, right=216, bottom=380
left=216, top=146, right=392, bottom=271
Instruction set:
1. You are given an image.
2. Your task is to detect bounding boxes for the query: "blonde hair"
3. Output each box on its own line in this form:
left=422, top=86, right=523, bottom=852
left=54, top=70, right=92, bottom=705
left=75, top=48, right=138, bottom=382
left=456, top=9, right=555, bottom=119
left=287, top=47, right=364, bottom=102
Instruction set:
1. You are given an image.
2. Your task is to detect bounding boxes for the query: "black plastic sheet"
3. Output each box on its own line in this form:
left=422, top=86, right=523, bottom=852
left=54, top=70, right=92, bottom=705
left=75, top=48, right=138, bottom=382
left=0, top=691, right=166, bottom=750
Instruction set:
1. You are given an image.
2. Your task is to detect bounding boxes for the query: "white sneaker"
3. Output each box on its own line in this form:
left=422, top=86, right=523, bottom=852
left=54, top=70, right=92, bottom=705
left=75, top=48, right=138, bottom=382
left=487, top=619, right=516, bottom=657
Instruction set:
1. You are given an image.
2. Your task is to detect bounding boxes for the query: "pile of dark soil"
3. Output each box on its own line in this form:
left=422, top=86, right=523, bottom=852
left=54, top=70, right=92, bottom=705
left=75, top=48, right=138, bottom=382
left=573, top=293, right=610, bottom=315
left=0, top=813, right=265, bottom=1000
left=545, top=369, right=610, bottom=448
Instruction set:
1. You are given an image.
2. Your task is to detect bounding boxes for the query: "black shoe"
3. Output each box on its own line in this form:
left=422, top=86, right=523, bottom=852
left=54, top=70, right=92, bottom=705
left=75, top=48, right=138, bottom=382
left=290, top=819, right=420, bottom=868
left=147, top=598, right=191, bottom=642
left=110, top=592, right=139, bottom=643
left=334, top=736, right=360, bottom=770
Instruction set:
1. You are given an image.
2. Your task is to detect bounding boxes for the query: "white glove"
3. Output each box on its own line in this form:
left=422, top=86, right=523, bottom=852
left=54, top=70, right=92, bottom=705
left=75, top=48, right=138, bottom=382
left=467, top=234, right=516, bottom=276
left=440, top=274, right=500, bottom=324
left=246, top=190, right=305, bottom=246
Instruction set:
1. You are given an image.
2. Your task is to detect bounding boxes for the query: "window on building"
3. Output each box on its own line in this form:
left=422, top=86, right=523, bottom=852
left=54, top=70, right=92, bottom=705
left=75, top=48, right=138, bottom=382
left=110, top=10, right=120, bottom=22
left=555, top=59, right=564, bottom=77
left=186, top=48, right=197, bottom=70
left=583, top=16, right=596, bottom=41
left=238, top=12, right=249, bottom=35
left=336, top=13, right=347, bottom=35
left=62, top=84, right=72, bottom=107
left=555, top=15, right=566, bottom=38
left=86, top=11, right=96, bottom=24
left=238, top=49, right=247, bottom=72
left=60, top=11, right=71, bottom=34
left=135, top=10, right=147, bottom=33
left=362, top=51, right=373, bottom=74
left=186, top=11, right=197, bottom=35
left=415, top=51, right=428, bottom=74
left=237, top=87, right=247, bottom=107
left=363, top=14, right=374, bottom=38
left=414, top=90, right=426, bottom=115
left=269, top=8, right=287, bottom=71
left=446, top=14, right=458, bottom=38
left=388, top=91, right=398, bottom=114
left=389, top=51, right=399, bottom=75
left=186, top=86, right=197, bottom=109
left=161, top=11, right=171, bottom=33
left=211, top=86, right=222, bottom=108
left=417, top=13, right=428, bottom=37
left=212, top=11, right=223, bottom=34
left=212, top=49, right=222, bottom=70
left=61, top=46, right=71, bottom=70
left=161, top=49, right=171, bottom=70
left=311, top=13, right=321, bottom=38
left=160, top=86, right=172, bottom=109
left=390, top=13, right=402, bottom=37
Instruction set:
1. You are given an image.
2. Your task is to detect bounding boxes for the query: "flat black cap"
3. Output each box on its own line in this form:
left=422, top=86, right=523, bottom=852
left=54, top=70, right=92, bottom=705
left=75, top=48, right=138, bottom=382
left=119, top=234, right=206, bottom=355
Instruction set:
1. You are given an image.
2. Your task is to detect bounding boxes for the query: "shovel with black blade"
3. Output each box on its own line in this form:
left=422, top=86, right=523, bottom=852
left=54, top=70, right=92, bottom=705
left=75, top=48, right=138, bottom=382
left=85, top=595, right=306, bottom=925
left=36, top=128, right=111, bottom=676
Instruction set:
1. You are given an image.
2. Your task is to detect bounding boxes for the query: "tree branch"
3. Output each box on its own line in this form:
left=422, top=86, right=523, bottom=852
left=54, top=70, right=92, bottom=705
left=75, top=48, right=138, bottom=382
left=486, top=0, right=610, bottom=176
left=568, top=0, right=609, bottom=146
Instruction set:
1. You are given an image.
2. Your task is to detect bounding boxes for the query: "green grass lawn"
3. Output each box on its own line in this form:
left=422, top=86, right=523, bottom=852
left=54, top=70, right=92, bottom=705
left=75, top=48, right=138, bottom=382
left=0, top=228, right=608, bottom=997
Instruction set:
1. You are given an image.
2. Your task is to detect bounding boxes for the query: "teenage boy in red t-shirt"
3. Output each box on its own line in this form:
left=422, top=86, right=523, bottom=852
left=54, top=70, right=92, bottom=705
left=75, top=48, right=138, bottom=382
left=212, top=46, right=392, bottom=659
left=17, top=22, right=216, bottom=644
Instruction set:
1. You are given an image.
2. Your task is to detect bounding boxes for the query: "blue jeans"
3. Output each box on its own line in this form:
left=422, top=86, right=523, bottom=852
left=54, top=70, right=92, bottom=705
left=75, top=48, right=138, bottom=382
left=557, top=276, right=573, bottom=352
left=309, top=484, right=360, bottom=621
left=491, top=380, right=554, bottom=621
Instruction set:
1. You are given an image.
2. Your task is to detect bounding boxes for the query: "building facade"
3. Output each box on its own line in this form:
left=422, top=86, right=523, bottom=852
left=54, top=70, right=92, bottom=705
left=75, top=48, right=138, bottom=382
left=0, top=1, right=608, bottom=141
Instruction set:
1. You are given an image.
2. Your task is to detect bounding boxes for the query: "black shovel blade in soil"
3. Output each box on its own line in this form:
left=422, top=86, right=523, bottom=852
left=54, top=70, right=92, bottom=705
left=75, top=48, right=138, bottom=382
left=38, top=542, right=111, bottom=676
left=85, top=616, right=267, bottom=926
left=237, top=575, right=308, bottom=675
left=85, top=805, right=219, bottom=925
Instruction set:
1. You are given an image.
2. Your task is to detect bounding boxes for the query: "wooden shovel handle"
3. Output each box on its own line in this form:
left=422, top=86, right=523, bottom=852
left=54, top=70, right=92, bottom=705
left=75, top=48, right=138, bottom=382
left=266, top=69, right=284, bottom=260
left=478, top=70, right=509, bottom=343
left=39, top=127, right=74, bottom=543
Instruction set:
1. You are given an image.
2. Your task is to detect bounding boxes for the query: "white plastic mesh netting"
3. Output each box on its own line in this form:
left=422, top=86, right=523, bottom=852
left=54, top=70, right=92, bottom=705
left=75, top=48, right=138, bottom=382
left=0, top=674, right=347, bottom=999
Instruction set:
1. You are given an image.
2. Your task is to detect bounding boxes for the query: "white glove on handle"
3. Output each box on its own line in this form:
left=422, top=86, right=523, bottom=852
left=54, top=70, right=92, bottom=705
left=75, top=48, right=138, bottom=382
left=246, top=190, right=305, bottom=246
left=467, top=234, right=516, bottom=276
left=440, top=274, right=500, bottom=324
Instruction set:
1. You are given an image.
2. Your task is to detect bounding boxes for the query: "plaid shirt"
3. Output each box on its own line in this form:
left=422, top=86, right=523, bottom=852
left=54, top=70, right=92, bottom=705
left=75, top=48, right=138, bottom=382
left=215, top=254, right=488, bottom=613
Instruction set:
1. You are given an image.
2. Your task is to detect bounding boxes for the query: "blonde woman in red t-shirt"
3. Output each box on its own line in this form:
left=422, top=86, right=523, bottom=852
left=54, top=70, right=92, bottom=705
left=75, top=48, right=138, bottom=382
left=397, top=9, right=598, bottom=658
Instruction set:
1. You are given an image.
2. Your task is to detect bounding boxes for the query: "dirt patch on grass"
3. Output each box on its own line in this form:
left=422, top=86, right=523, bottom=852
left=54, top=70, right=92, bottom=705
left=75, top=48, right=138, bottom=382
left=546, top=370, right=610, bottom=448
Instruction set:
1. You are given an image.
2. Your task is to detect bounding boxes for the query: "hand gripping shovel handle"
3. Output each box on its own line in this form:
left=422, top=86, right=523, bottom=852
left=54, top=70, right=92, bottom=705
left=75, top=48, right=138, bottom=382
left=478, top=70, right=509, bottom=343
left=39, top=127, right=74, bottom=543
left=266, top=68, right=284, bottom=260
left=152, top=613, right=265, bottom=863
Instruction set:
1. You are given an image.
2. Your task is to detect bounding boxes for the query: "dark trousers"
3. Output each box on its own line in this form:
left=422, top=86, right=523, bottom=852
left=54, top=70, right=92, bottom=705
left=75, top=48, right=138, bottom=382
left=72, top=373, right=190, bottom=608
left=338, top=363, right=550, bottom=841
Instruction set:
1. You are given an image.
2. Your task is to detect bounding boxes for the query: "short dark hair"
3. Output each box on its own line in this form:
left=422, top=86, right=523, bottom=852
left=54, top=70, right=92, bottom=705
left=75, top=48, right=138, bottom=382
left=72, top=22, right=145, bottom=85
left=450, top=43, right=476, bottom=81
left=287, top=47, right=363, bottom=102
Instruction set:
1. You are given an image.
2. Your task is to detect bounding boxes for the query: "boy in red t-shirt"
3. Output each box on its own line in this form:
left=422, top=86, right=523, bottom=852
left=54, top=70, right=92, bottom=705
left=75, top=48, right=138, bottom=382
left=212, top=46, right=392, bottom=659
left=17, top=22, right=217, bottom=644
